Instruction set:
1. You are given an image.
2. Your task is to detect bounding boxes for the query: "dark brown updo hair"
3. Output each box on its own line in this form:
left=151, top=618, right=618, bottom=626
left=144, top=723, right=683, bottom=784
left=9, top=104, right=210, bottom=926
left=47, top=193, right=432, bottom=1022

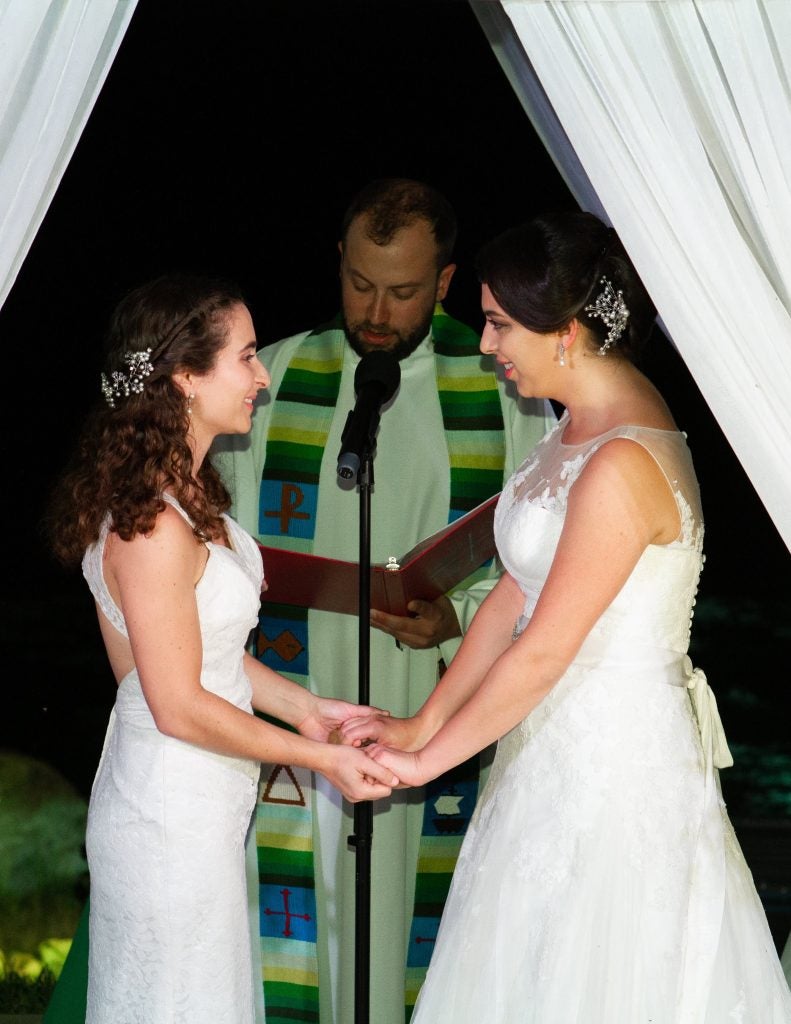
left=475, top=210, right=656, bottom=361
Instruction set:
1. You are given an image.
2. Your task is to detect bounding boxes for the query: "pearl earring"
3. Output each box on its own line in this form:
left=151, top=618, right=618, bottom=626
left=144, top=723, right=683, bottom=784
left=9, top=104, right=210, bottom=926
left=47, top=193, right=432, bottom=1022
left=557, top=342, right=566, bottom=367
left=187, top=392, right=195, bottom=416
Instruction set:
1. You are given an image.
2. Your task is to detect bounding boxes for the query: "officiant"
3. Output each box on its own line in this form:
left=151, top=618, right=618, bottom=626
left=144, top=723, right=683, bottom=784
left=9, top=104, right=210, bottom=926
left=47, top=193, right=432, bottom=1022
left=212, top=176, right=555, bottom=1024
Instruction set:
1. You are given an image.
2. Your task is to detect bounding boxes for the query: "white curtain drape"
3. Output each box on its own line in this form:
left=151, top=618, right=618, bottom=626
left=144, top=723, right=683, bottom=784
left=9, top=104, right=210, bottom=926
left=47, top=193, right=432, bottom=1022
left=471, top=0, right=791, bottom=553
left=0, top=0, right=139, bottom=311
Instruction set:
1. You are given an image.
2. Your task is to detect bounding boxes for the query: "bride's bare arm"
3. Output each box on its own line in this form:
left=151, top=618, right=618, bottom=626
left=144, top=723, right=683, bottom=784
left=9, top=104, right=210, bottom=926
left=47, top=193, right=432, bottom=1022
left=367, top=438, right=680, bottom=785
left=340, top=571, right=522, bottom=750
left=105, top=506, right=397, bottom=800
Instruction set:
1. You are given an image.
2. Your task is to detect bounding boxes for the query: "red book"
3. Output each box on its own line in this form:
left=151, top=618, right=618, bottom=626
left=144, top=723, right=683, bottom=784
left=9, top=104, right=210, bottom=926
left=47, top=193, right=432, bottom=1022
left=257, top=492, right=500, bottom=616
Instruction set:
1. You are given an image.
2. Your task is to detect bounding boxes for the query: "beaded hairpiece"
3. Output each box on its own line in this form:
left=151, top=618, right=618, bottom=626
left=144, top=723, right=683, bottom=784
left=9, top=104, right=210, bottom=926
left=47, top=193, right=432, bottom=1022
left=100, top=348, right=154, bottom=408
left=584, top=277, right=629, bottom=355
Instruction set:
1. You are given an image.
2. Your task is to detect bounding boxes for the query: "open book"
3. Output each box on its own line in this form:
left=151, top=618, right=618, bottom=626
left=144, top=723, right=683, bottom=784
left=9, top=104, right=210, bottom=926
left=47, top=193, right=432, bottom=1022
left=257, top=492, right=500, bottom=617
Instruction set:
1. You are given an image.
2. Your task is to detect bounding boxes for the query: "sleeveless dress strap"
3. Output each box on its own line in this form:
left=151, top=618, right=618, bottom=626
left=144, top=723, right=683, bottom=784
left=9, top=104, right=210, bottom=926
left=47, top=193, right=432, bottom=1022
left=161, top=491, right=194, bottom=523
left=82, top=520, right=127, bottom=638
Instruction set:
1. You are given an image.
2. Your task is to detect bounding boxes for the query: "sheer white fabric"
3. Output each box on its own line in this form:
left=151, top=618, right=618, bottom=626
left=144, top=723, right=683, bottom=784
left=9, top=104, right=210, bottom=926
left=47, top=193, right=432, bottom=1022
left=471, top=0, right=791, bottom=552
left=0, top=0, right=138, bottom=310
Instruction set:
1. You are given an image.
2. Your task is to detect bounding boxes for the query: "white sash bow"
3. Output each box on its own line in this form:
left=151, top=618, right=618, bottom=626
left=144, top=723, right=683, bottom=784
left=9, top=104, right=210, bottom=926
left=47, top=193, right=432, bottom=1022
left=683, top=655, right=733, bottom=769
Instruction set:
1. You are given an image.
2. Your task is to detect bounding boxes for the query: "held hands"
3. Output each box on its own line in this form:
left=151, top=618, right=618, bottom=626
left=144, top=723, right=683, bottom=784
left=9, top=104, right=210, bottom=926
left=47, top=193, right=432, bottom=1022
left=338, top=713, right=436, bottom=791
left=336, top=713, right=429, bottom=790
left=297, top=697, right=428, bottom=796
left=296, top=697, right=390, bottom=744
left=339, top=712, right=423, bottom=752
left=364, top=744, right=429, bottom=789
left=370, top=595, right=461, bottom=650
left=293, top=697, right=399, bottom=800
left=322, top=744, right=400, bottom=802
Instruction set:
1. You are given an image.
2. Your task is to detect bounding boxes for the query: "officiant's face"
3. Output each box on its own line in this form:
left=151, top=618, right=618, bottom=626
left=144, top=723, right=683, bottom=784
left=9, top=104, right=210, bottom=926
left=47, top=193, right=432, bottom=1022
left=340, top=214, right=455, bottom=360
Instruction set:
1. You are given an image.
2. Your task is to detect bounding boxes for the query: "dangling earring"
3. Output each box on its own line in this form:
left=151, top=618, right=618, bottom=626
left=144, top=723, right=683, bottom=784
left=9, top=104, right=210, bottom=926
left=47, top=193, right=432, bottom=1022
left=557, top=342, right=566, bottom=367
left=187, top=392, right=195, bottom=416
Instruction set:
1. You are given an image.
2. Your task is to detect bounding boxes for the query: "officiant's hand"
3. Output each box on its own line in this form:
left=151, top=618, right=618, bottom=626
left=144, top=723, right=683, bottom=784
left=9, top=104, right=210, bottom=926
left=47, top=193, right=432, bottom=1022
left=370, top=595, right=461, bottom=649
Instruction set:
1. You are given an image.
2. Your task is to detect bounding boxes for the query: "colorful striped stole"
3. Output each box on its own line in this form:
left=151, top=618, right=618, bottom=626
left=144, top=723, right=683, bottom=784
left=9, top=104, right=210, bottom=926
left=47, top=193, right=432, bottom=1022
left=254, top=311, right=504, bottom=1023
left=254, top=321, right=342, bottom=1023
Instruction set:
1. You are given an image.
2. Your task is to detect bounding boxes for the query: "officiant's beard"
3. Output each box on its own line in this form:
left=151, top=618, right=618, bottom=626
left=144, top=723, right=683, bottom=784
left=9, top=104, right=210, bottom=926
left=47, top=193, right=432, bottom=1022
left=342, top=308, right=433, bottom=362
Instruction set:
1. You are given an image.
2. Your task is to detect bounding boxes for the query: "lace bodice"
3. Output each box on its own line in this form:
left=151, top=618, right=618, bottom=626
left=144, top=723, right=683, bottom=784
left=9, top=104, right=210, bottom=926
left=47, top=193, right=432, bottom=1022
left=495, top=412, right=705, bottom=657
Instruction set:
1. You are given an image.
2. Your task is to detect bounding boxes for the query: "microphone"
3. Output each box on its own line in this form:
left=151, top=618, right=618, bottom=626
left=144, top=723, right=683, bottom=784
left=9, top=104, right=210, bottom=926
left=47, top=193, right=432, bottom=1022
left=337, top=351, right=401, bottom=479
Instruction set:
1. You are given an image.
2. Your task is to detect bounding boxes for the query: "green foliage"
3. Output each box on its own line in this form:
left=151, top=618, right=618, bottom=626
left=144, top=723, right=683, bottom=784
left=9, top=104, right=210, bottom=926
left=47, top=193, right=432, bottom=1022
left=0, top=801, right=88, bottom=900
left=0, top=754, right=88, bottom=895
left=0, top=753, right=88, bottom=956
left=0, top=963, right=56, bottom=1012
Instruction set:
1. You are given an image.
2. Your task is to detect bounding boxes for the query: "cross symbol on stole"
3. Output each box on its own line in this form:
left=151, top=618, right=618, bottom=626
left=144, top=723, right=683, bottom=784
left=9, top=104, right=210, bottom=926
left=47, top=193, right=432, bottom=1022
left=263, top=482, right=310, bottom=534
left=263, top=887, right=312, bottom=937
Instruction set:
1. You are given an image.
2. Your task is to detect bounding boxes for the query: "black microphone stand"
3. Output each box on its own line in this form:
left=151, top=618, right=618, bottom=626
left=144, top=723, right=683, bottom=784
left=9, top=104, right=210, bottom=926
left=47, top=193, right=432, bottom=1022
left=346, top=445, right=374, bottom=1024
left=337, top=350, right=400, bottom=1023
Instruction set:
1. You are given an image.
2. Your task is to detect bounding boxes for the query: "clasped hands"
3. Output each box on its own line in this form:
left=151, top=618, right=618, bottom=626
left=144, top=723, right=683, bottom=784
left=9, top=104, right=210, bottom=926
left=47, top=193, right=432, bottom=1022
left=298, top=696, right=424, bottom=801
left=331, top=708, right=428, bottom=790
left=303, top=594, right=455, bottom=799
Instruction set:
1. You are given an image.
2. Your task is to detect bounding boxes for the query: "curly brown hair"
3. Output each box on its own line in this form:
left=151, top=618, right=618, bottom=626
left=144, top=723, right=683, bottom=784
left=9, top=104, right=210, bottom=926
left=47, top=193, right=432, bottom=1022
left=47, top=274, right=246, bottom=567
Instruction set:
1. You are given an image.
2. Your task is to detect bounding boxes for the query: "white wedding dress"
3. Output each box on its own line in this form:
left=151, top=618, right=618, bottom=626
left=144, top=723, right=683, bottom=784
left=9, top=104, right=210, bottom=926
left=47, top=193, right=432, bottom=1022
left=82, top=495, right=263, bottom=1024
left=412, top=415, right=791, bottom=1023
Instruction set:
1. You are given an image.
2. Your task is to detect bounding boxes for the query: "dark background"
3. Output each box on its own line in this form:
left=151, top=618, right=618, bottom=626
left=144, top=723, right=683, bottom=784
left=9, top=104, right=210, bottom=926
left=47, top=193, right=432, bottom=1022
left=1, top=0, right=789, bottom=940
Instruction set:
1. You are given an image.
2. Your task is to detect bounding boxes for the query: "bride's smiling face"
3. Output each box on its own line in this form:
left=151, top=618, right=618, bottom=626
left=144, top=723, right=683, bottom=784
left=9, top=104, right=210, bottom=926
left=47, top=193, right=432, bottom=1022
left=479, top=284, right=558, bottom=397
left=182, top=304, right=270, bottom=442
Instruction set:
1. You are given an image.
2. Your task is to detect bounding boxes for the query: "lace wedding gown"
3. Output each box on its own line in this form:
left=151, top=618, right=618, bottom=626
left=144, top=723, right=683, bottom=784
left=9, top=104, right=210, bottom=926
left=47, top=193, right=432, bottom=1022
left=82, top=495, right=263, bottom=1024
left=412, top=416, right=791, bottom=1023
